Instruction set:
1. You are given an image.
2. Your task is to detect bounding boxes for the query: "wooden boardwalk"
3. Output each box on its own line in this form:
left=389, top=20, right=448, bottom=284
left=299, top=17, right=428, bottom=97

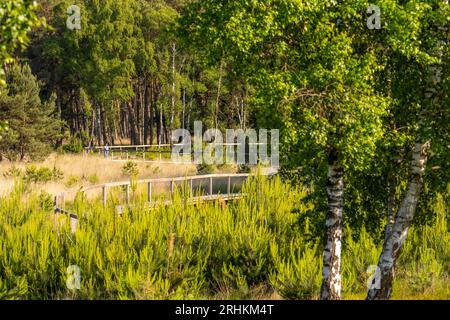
left=84, top=143, right=273, bottom=164
left=84, top=144, right=175, bottom=162
left=53, top=171, right=276, bottom=229
left=78, top=172, right=255, bottom=206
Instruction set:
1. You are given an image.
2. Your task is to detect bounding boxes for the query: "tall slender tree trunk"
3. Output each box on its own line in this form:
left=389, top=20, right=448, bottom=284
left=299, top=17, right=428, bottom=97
left=320, top=162, right=344, bottom=300
left=96, top=106, right=103, bottom=146
left=182, top=88, right=186, bottom=130
left=367, top=141, right=430, bottom=299
left=135, top=84, right=141, bottom=145
left=149, top=80, right=156, bottom=144
left=128, top=102, right=138, bottom=145
left=89, top=109, right=95, bottom=148
left=187, top=97, right=193, bottom=132
left=368, top=7, right=445, bottom=298
left=170, top=42, right=176, bottom=137
left=143, top=80, right=150, bottom=145
left=214, top=61, right=224, bottom=129
left=56, top=86, right=64, bottom=148
left=100, top=105, right=108, bottom=145
left=158, top=105, right=163, bottom=145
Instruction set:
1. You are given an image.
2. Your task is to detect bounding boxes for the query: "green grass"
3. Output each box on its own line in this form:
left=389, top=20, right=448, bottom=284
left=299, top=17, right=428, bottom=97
left=0, top=176, right=448, bottom=300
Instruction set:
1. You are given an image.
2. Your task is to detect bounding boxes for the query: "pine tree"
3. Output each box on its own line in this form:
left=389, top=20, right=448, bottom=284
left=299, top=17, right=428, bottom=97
left=0, top=63, right=62, bottom=161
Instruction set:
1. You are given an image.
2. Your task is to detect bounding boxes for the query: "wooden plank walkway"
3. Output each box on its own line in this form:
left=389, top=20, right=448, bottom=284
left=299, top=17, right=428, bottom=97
left=53, top=171, right=275, bottom=229
left=80, top=173, right=256, bottom=207
left=84, top=143, right=273, bottom=164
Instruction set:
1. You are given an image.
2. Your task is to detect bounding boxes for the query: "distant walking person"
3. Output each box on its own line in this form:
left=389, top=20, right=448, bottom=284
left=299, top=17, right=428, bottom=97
left=103, top=144, right=109, bottom=158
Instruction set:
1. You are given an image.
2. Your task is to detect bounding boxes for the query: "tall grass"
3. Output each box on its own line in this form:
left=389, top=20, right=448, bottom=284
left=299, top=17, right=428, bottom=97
left=0, top=176, right=448, bottom=299
left=0, top=153, right=197, bottom=196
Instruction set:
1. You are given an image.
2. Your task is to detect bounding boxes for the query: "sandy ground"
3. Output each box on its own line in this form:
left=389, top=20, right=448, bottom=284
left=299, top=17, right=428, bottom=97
left=0, top=153, right=197, bottom=197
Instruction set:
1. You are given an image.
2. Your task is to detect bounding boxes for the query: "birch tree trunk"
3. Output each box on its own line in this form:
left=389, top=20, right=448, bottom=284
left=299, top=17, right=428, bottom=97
left=320, top=163, right=344, bottom=300
left=367, top=141, right=430, bottom=299
left=368, top=5, right=445, bottom=298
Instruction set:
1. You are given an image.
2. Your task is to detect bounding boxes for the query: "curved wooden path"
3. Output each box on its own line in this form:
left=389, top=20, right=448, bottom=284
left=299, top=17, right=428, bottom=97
left=53, top=170, right=277, bottom=230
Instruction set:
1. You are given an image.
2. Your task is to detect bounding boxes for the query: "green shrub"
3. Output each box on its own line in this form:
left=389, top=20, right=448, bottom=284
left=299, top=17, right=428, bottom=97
left=38, top=191, right=54, bottom=211
left=197, top=164, right=216, bottom=174
left=63, top=137, right=84, bottom=154
left=122, top=161, right=139, bottom=178
left=2, top=166, right=22, bottom=179
left=87, top=174, right=99, bottom=185
left=65, top=175, right=80, bottom=188
left=152, top=166, right=161, bottom=174
left=23, top=165, right=64, bottom=184
left=270, top=242, right=322, bottom=300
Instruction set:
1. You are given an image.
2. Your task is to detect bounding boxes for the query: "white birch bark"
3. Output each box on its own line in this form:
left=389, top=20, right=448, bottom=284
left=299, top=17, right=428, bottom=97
left=368, top=3, right=446, bottom=298
left=320, top=164, right=344, bottom=300
left=367, top=141, right=430, bottom=299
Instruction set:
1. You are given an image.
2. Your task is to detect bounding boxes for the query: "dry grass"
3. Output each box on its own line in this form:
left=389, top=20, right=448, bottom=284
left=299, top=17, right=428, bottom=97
left=0, top=153, right=197, bottom=196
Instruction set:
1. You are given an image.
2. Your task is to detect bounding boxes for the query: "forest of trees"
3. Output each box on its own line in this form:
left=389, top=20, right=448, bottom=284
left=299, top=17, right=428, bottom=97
left=1, top=0, right=253, bottom=153
left=0, top=0, right=448, bottom=301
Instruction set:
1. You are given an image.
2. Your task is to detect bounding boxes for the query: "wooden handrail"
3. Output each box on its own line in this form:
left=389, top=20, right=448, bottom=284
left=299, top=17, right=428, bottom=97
left=82, top=173, right=254, bottom=191
left=54, top=170, right=276, bottom=226
left=84, top=144, right=173, bottom=150
left=84, top=142, right=268, bottom=150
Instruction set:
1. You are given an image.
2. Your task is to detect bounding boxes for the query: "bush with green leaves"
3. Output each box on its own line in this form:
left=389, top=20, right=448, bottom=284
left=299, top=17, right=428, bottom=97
left=122, top=161, right=139, bottom=178
left=3, top=165, right=64, bottom=184
left=62, top=137, right=84, bottom=154
left=23, top=165, right=63, bottom=184
left=0, top=0, right=42, bottom=87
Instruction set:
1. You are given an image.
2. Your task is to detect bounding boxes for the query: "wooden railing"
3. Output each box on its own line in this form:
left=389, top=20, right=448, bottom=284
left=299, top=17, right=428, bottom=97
left=84, top=144, right=175, bottom=162
left=53, top=171, right=276, bottom=228
left=83, top=143, right=272, bottom=163
left=82, top=172, right=255, bottom=206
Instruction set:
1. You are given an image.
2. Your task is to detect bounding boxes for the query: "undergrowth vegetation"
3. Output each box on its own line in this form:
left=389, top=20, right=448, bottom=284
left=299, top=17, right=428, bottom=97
left=0, top=176, right=448, bottom=299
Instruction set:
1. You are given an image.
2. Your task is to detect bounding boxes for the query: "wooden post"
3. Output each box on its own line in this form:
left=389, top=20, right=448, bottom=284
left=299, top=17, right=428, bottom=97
left=125, top=184, right=130, bottom=204
left=102, top=186, right=107, bottom=207
left=70, top=215, right=78, bottom=233
left=147, top=182, right=152, bottom=203
left=60, top=193, right=65, bottom=211
left=228, top=175, right=231, bottom=196
left=190, top=178, right=193, bottom=197
left=53, top=195, right=58, bottom=214
left=53, top=195, right=59, bottom=226
left=209, top=176, right=213, bottom=195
